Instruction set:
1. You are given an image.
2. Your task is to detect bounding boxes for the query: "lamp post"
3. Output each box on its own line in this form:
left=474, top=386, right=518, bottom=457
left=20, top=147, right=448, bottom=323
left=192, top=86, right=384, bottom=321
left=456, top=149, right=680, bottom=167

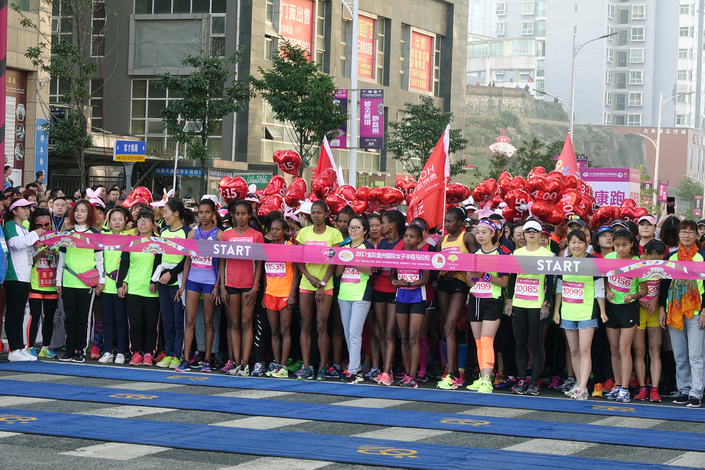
left=569, top=32, right=618, bottom=138
left=341, top=0, right=359, bottom=186
left=537, top=89, right=569, bottom=114
left=652, top=91, right=695, bottom=207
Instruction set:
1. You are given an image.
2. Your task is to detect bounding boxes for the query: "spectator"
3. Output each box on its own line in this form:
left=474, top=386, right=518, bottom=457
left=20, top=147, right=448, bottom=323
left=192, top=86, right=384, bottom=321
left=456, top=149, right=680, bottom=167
left=4, top=165, right=13, bottom=190
left=22, top=189, right=37, bottom=203
left=33, top=171, right=46, bottom=197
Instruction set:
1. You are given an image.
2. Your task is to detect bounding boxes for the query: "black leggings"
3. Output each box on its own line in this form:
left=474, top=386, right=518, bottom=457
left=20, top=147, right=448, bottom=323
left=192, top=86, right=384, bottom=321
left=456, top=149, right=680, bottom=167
left=126, top=294, right=160, bottom=355
left=512, top=306, right=542, bottom=383
left=62, top=287, right=93, bottom=352
left=28, top=295, right=58, bottom=348
left=497, top=313, right=517, bottom=377
left=4, top=281, right=30, bottom=351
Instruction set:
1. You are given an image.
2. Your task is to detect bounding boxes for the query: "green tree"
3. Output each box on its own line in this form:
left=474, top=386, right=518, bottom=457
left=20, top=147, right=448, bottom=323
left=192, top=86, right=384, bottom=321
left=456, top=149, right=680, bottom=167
left=675, top=177, right=702, bottom=220
left=251, top=41, right=348, bottom=175
left=154, top=50, right=253, bottom=192
left=17, top=0, right=117, bottom=187
left=508, top=137, right=563, bottom=177
left=386, top=96, right=469, bottom=179
left=487, top=150, right=510, bottom=180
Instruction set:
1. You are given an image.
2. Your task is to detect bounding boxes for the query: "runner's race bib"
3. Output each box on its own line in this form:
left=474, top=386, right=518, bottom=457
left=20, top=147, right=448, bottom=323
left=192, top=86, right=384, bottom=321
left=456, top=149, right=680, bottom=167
left=515, top=277, right=540, bottom=301
left=398, top=269, right=419, bottom=289
left=608, top=276, right=631, bottom=293
left=641, top=280, right=659, bottom=302
left=191, top=255, right=213, bottom=270
left=562, top=281, right=584, bottom=304
left=265, top=262, right=286, bottom=278
left=470, top=281, right=493, bottom=298
left=341, top=267, right=361, bottom=283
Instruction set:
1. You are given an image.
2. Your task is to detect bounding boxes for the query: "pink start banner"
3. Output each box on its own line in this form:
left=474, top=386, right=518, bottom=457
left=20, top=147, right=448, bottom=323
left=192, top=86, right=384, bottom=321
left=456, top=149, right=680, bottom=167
left=39, top=232, right=705, bottom=280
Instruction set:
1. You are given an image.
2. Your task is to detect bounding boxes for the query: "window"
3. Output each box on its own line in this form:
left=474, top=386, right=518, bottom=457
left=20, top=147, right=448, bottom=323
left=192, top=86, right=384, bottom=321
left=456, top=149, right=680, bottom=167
left=264, top=35, right=275, bottom=61
left=536, top=20, right=546, bottom=37
left=536, top=59, right=545, bottom=77
left=618, top=30, right=629, bottom=46
left=605, top=91, right=612, bottom=105
left=604, top=113, right=612, bottom=125
left=377, top=19, right=387, bottom=86
left=521, top=21, right=534, bottom=35
left=266, top=0, right=274, bottom=23
left=616, top=73, right=627, bottom=89
left=607, top=26, right=615, bottom=40
left=52, top=2, right=74, bottom=48
left=9, top=0, right=30, bottom=11
left=315, top=0, right=325, bottom=71
left=495, top=2, right=506, bottom=16
left=574, top=3, right=578, bottom=12
left=399, top=24, right=408, bottom=90
left=605, top=69, right=613, bottom=84
left=434, top=35, right=442, bottom=97
left=629, top=70, right=643, bottom=84
left=628, top=114, right=642, bottom=126
left=607, top=47, right=613, bottom=62
left=676, top=93, right=690, bottom=103
left=629, top=49, right=644, bottom=63
left=537, top=0, right=547, bottom=16
left=495, top=22, right=506, bottom=35
left=522, top=1, right=535, bottom=15
left=134, top=0, right=226, bottom=14
left=91, top=1, right=106, bottom=57
left=618, top=51, right=627, bottom=67
left=678, top=70, right=687, bottom=80
left=618, top=9, right=629, bottom=24
left=690, top=147, right=693, bottom=169
left=676, top=114, right=687, bottom=125
left=679, top=26, right=694, bottom=37
left=679, top=48, right=689, bottom=59
left=210, top=15, right=226, bottom=57
left=628, top=92, right=642, bottom=106
left=631, top=5, right=645, bottom=19
left=616, top=94, right=626, bottom=110
left=615, top=115, right=626, bottom=125
left=607, top=4, right=615, bottom=18
left=680, top=4, right=691, bottom=14
left=339, top=18, right=349, bottom=76
left=631, top=26, right=644, bottom=41
left=90, top=79, right=103, bottom=130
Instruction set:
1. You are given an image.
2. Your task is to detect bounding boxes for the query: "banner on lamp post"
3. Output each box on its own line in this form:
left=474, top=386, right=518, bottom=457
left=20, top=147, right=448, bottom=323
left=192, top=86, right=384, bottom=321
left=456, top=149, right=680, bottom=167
left=329, top=89, right=348, bottom=149
left=360, top=89, right=384, bottom=149
left=695, top=196, right=703, bottom=217
left=657, top=180, right=669, bottom=202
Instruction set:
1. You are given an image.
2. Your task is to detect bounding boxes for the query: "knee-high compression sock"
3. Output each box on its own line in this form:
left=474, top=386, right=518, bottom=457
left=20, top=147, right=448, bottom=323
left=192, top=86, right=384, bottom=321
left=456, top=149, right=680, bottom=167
left=458, top=342, right=469, bottom=374
left=419, top=336, right=429, bottom=370
left=475, top=338, right=483, bottom=373
left=481, top=336, right=495, bottom=374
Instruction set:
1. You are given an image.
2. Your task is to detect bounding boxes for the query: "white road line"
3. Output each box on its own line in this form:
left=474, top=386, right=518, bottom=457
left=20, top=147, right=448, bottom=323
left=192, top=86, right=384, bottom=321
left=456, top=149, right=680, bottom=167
left=219, top=457, right=331, bottom=469
left=590, top=416, right=665, bottom=428
left=460, top=407, right=533, bottom=418
left=0, top=432, right=20, bottom=439
left=60, top=443, right=170, bottom=460
left=502, top=438, right=597, bottom=455
left=103, top=382, right=181, bottom=391
left=79, top=406, right=176, bottom=419
left=0, top=396, right=54, bottom=407
left=665, top=451, right=705, bottom=468
left=215, top=390, right=293, bottom=399
left=213, top=416, right=311, bottom=429
left=331, top=398, right=411, bottom=409
left=353, top=427, right=451, bottom=442
left=0, top=373, right=67, bottom=382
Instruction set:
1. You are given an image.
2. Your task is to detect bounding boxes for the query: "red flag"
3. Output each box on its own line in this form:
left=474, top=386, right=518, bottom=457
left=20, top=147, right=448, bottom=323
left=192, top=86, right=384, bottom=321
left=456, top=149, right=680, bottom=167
left=407, top=124, right=451, bottom=230
left=316, top=136, right=344, bottom=186
left=555, top=133, right=579, bottom=177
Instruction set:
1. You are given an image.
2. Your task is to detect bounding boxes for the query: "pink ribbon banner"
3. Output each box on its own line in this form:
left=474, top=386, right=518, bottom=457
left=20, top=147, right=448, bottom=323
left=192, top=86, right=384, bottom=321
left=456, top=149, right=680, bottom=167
left=39, top=232, right=705, bottom=279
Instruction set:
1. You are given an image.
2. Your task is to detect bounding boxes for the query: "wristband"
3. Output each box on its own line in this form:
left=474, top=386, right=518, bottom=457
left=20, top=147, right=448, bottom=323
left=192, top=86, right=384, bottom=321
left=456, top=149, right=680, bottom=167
left=469, top=277, right=479, bottom=282
left=482, top=273, right=492, bottom=282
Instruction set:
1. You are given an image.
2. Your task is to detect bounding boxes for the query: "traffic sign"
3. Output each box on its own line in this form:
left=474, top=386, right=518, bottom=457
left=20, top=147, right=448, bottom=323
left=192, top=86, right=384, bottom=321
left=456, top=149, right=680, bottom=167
left=114, top=140, right=146, bottom=162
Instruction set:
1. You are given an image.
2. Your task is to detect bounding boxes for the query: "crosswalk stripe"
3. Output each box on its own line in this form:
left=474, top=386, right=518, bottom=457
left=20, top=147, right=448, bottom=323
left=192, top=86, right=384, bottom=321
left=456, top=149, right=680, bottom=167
left=218, top=457, right=332, bottom=469
left=0, top=432, right=19, bottom=439
left=103, top=381, right=181, bottom=391
left=0, top=396, right=54, bottom=407
left=665, top=451, right=705, bottom=468
left=60, top=443, right=170, bottom=460
left=502, top=438, right=597, bottom=455
left=331, top=398, right=411, bottom=408
left=590, top=416, right=665, bottom=428
left=353, top=427, right=451, bottom=442
left=216, top=390, right=293, bottom=399
left=79, top=406, right=176, bottom=419
left=213, top=416, right=311, bottom=429
left=0, top=373, right=67, bottom=382
left=460, top=407, right=533, bottom=418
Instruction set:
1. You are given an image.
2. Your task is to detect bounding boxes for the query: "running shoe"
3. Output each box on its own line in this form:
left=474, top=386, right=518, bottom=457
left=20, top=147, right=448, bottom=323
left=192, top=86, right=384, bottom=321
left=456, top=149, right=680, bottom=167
left=272, top=366, right=289, bottom=378
left=364, top=367, right=380, bottom=381
left=115, top=353, right=126, bottom=365
left=687, top=396, right=702, bottom=408
left=326, top=365, right=343, bottom=380
left=398, top=374, right=412, bottom=386
left=175, top=360, right=191, bottom=372
left=238, top=365, right=250, bottom=377
left=316, top=367, right=326, bottom=381
left=252, top=362, right=263, bottom=377
left=592, top=383, right=604, bottom=398
left=400, top=377, right=418, bottom=389
left=495, top=376, right=516, bottom=390
left=287, top=359, right=303, bottom=372
left=27, top=347, right=39, bottom=357
left=526, top=382, right=539, bottom=396
left=629, top=372, right=639, bottom=389
left=71, top=351, right=85, bottom=363
left=7, top=350, right=33, bottom=362
left=437, top=374, right=458, bottom=390
left=58, top=350, right=75, bottom=362
left=547, top=375, right=561, bottom=389
left=156, top=355, right=172, bottom=368
left=38, top=347, right=56, bottom=359
left=557, top=377, right=576, bottom=392
left=154, top=351, right=166, bottom=363
left=265, top=362, right=277, bottom=377
left=201, top=361, right=212, bottom=373
left=189, top=351, right=201, bottom=367
left=220, top=360, right=235, bottom=374
left=19, top=349, right=36, bottom=361
left=142, top=353, right=153, bottom=366
left=602, top=378, right=616, bottom=392
left=90, top=345, right=100, bottom=360
left=616, top=388, right=630, bottom=402
left=492, top=372, right=505, bottom=386
left=634, top=386, right=649, bottom=401
left=458, top=369, right=465, bottom=386
left=571, top=388, right=589, bottom=400
left=297, top=366, right=313, bottom=380
left=478, top=377, right=493, bottom=394
left=564, top=384, right=579, bottom=398
left=343, top=370, right=364, bottom=384
left=604, top=386, right=621, bottom=400
left=373, top=371, right=386, bottom=383
left=169, top=357, right=180, bottom=369
left=98, top=352, right=114, bottom=364
left=378, top=372, right=392, bottom=386
left=673, top=394, right=690, bottom=405
left=512, top=380, right=529, bottom=395
left=466, top=376, right=483, bottom=391
left=417, top=367, right=429, bottom=383
left=649, top=388, right=662, bottom=403
left=228, top=364, right=242, bottom=376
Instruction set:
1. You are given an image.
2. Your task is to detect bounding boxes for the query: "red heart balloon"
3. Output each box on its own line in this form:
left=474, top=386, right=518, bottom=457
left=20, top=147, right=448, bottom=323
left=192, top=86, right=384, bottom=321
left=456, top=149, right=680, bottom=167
left=258, top=195, right=285, bottom=216
left=335, top=184, right=357, bottom=202
left=503, top=207, right=524, bottom=224
left=263, top=175, right=287, bottom=198
left=447, top=183, right=472, bottom=204
left=620, top=206, right=639, bottom=222
left=490, top=194, right=504, bottom=210
left=395, top=179, right=418, bottom=200
left=273, top=150, right=302, bottom=176
left=509, top=176, right=526, bottom=192
left=284, top=177, right=307, bottom=208
left=528, top=167, right=547, bottom=180
left=531, top=201, right=564, bottom=226
left=306, top=192, right=319, bottom=203
left=471, top=179, right=498, bottom=204
left=633, top=207, right=648, bottom=218
left=366, top=200, right=379, bottom=214
left=581, top=195, right=594, bottom=216
left=563, top=175, right=579, bottom=190
left=121, top=196, right=136, bottom=209
left=355, top=186, right=371, bottom=200
left=590, top=205, right=620, bottom=229
left=547, top=171, right=566, bottom=184
left=620, top=198, right=637, bottom=209
left=132, top=186, right=153, bottom=204
left=498, top=171, right=513, bottom=197
left=578, top=179, right=592, bottom=196
left=504, top=189, right=532, bottom=211
left=325, top=194, right=349, bottom=218
left=312, top=168, right=339, bottom=199
left=352, top=199, right=368, bottom=215
left=527, top=176, right=563, bottom=203
left=369, top=186, right=405, bottom=208
left=556, top=189, right=583, bottom=218
left=218, top=176, right=248, bottom=204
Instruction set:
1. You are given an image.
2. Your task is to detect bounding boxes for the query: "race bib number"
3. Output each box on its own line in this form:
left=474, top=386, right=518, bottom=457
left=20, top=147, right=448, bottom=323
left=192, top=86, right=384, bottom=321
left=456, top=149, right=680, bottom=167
left=232, top=237, right=253, bottom=243
left=470, top=281, right=493, bottom=298
left=265, top=262, right=286, bottom=278
left=608, top=276, right=631, bottom=293
left=641, top=280, right=659, bottom=302
left=398, top=269, right=419, bottom=289
left=515, top=277, right=540, bottom=301
left=191, top=255, right=213, bottom=270
left=562, top=281, right=584, bottom=304
left=341, top=267, right=361, bottom=283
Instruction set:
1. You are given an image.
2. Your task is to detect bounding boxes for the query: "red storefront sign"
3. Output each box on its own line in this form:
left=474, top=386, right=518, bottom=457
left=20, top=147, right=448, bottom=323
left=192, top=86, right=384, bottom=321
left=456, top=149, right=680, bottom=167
left=280, top=0, right=314, bottom=58
left=358, top=15, right=375, bottom=79
left=409, top=31, right=433, bottom=92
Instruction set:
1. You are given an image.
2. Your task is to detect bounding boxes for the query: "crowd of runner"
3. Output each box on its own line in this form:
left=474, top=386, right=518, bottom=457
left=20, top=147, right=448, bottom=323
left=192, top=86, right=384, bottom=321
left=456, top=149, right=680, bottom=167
left=1, top=183, right=704, bottom=408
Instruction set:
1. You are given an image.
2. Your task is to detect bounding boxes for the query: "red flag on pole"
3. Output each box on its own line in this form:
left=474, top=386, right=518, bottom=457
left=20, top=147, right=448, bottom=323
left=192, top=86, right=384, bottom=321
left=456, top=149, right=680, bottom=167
left=407, top=124, right=451, bottom=230
left=316, top=136, right=345, bottom=186
left=555, top=133, right=579, bottom=177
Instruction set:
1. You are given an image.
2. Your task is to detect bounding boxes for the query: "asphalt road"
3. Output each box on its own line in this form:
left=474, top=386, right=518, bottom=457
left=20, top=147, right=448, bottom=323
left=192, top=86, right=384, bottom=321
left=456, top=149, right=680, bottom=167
left=0, top=359, right=704, bottom=469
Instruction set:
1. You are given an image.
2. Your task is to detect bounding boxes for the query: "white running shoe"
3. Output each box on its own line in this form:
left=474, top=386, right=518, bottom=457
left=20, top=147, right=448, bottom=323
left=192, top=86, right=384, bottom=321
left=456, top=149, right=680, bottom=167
left=21, top=349, right=38, bottom=361
left=99, top=352, right=114, bottom=364
left=114, top=353, right=126, bottom=364
left=8, top=350, right=33, bottom=361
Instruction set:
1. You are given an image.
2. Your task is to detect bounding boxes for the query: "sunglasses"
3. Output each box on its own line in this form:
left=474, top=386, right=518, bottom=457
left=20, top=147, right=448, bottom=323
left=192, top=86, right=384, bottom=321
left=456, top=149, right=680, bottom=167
left=596, top=226, right=614, bottom=235
left=35, top=222, right=51, bottom=227
left=523, top=228, right=540, bottom=234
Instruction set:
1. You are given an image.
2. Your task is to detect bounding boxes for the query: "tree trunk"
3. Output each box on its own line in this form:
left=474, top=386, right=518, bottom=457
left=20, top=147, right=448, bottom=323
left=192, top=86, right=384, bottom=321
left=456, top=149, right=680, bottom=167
left=200, top=159, right=208, bottom=196
left=78, top=150, right=88, bottom=191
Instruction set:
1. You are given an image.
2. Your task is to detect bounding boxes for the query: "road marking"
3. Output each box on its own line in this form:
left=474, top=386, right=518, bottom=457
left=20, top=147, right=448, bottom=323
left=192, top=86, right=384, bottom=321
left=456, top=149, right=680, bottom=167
left=215, top=390, right=293, bottom=399
left=219, top=457, right=331, bottom=469
left=60, top=443, right=170, bottom=460
left=79, top=406, right=176, bottom=419
left=665, top=451, right=705, bottom=468
left=460, top=407, right=533, bottom=418
left=332, top=398, right=411, bottom=409
left=0, top=431, right=19, bottom=439
left=0, top=396, right=54, bottom=407
left=590, top=416, right=665, bottom=428
left=103, top=381, right=181, bottom=391
left=502, top=438, right=596, bottom=455
left=0, top=373, right=67, bottom=382
left=353, top=427, right=451, bottom=442
left=213, top=416, right=311, bottom=430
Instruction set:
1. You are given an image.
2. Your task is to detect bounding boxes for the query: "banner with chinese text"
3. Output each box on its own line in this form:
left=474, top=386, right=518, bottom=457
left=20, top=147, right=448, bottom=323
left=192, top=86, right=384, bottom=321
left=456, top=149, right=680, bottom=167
left=329, top=89, right=348, bottom=149
left=360, top=89, right=384, bottom=149
left=358, top=15, right=375, bottom=79
left=409, top=31, right=433, bottom=92
left=581, top=168, right=640, bottom=207
left=695, top=195, right=703, bottom=217
left=280, top=0, right=314, bottom=58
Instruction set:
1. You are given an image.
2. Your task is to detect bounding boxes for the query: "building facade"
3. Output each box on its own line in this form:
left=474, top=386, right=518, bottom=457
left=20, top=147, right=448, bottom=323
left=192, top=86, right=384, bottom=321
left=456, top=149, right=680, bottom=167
left=468, top=0, right=496, bottom=37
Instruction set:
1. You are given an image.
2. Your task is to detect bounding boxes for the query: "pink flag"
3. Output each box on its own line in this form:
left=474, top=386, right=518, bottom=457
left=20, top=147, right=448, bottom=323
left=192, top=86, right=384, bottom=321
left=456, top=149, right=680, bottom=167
left=555, top=133, right=579, bottom=177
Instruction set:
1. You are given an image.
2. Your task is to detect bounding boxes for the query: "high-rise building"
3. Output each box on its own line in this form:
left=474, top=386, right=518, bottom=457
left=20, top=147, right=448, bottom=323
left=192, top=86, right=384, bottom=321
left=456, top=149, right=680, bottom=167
left=468, top=0, right=496, bottom=36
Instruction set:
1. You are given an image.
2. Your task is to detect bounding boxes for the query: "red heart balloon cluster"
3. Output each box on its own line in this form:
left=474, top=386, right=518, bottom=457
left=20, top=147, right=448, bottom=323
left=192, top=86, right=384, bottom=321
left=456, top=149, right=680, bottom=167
left=325, top=194, right=349, bottom=218
left=335, top=184, right=357, bottom=203
left=369, top=186, right=404, bottom=209
left=527, top=175, right=563, bottom=203
left=132, top=186, right=153, bottom=204
left=218, top=176, right=248, bottom=204
left=531, top=200, right=565, bottom=226
left=312, top=169, right=339, bottom=199
left=395, top=179, right=417, bottom=201
left=590, top=205, right=621, bottom=229
left=258, top=195, right=285, bottom=216
left=273, top=150, right=302, bottom=176
left=497, top=171, right=513, bottom=197
left=263, top=175, right=287, bottom=198
left=284, top=178, right=307, bottom=208
left=471, top=178, right=498, bottom=205
left=447, top=183, right=472, bottom=205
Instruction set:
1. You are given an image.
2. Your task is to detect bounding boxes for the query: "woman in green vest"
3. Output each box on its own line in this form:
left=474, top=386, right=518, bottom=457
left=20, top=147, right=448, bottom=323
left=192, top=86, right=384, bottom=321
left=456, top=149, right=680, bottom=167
left=56, top=200, right=105, bottom=363
left=118, top=208, right=161, bottom=366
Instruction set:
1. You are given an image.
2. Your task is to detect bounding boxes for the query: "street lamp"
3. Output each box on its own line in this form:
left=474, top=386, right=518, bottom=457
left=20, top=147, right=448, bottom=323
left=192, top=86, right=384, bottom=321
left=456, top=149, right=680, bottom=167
left=537, top=89, right=570, bottom=114
left=569, top=31, right=618, bottom=138
left=652, top=91, right=695, bottom=207
left=341, top=0, right=359, bottom=186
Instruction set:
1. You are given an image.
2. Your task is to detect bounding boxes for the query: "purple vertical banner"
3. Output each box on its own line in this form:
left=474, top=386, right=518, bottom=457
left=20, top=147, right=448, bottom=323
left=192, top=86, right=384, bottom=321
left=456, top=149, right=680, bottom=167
left=329, top=89, right=348, bottom=149
left=657, top=180, right=669, bottom=202
left=360, top=89, right=384, bottom=149
left=695, top=196, right=703, bottom=217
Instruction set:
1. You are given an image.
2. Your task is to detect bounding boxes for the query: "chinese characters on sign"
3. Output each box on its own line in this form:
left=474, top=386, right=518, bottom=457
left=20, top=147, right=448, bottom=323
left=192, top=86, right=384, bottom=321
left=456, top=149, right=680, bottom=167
left=358, top=15, right=375, bottom=79
left=359, top=89, right=384, bottom=149
left=154, top=167, right=201, bottom=177
left=695, top=196, right=703, bottom=217
left=658, top=180, right=669, bottom=203
left=5, top=69, right=27, bottom=183
left=409, top=31, right=433, bottom=92
left=329, top=89, right=349, bottom=149
left=280, top=0, right=314, bottom=58
left=114, top=141, right=146, bottom=163
left=581, top=168, right=641, bottom=208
